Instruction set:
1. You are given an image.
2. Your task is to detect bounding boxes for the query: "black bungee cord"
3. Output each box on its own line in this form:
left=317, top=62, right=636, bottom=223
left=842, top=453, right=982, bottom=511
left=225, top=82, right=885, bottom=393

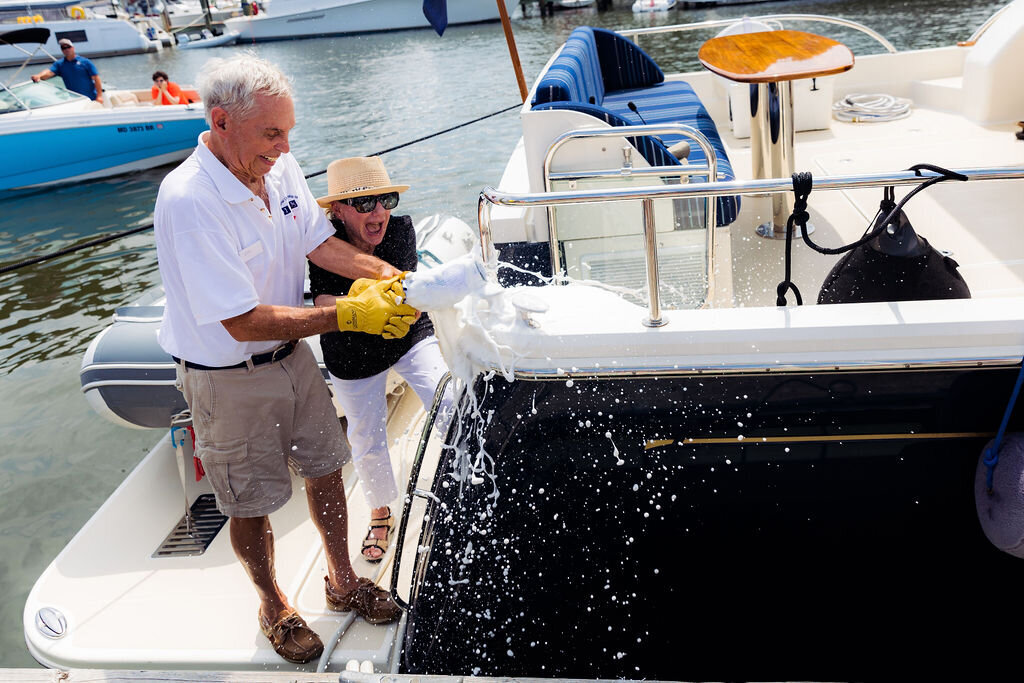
left=775, top=164, right=968, bottom=306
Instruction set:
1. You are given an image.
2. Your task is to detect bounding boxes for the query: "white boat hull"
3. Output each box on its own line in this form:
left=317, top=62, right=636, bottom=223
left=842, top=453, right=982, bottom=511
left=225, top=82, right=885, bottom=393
left=0, top=18, right=158, bottom=66
left=225, top=0, right=518, bottom=41
left=0, top=95, right=207, bottom=190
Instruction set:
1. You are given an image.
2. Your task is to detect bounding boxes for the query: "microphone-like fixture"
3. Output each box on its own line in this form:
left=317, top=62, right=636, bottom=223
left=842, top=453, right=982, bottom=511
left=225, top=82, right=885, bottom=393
left=627, top=101, right=647, bottom=125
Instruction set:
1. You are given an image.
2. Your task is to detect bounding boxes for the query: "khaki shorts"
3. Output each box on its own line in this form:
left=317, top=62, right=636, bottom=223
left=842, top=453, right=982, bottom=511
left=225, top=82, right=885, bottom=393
left=176, top=341, right=350, bottom=518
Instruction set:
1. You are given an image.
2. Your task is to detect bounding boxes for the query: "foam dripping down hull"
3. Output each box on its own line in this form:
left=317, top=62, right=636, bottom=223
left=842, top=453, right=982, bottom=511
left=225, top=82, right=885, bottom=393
left=402, top=365, right=1024, bottom=679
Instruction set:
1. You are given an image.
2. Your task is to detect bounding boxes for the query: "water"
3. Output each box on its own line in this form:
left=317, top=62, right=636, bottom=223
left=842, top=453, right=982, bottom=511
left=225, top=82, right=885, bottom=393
left=0, top=0, right=1006, bottom=669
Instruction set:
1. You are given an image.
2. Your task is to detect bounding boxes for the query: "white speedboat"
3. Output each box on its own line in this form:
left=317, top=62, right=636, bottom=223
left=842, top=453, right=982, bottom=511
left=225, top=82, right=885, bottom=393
left=24, top=1, right=1024, bottom=677
left=0, top=0, right=159, bottom=66
left=0, top=29, right=207, bottom=190
left=224, top=0, right=519, bottom=42
left=632, top=0, right=676, bottom=12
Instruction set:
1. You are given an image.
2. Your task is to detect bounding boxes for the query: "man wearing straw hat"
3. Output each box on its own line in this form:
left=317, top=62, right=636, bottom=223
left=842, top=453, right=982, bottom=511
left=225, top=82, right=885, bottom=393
left=153, top=55, right=413, bottom=664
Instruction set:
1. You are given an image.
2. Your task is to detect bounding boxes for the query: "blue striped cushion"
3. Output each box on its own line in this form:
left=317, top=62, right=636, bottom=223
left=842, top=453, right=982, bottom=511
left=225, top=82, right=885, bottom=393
left=592, top=27, right=664, bottom=92
left=533, top=101, right=676, bottom=167
left=532, top=26, right=605, bottom=107
left=602, top=82, right=739, bottom=225
left=602, top=83, right=732, bottom=158
left=532, top=101, right=739, bottom=227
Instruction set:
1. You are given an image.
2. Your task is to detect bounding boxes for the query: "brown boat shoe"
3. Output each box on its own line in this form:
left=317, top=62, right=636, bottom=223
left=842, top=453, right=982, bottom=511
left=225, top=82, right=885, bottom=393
left=324, top=576, right=402, bottom=624
left=258, top=608, right=324, bottom=664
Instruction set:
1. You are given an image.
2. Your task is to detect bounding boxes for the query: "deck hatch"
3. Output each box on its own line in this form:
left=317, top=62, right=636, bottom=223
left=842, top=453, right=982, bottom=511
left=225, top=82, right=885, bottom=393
left=152, top=494, right=227, bottom=558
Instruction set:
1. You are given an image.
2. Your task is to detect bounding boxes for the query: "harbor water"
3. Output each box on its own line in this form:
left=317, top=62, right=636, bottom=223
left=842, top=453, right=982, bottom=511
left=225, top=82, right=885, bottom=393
left=0, top=0, right=1007, bottom=669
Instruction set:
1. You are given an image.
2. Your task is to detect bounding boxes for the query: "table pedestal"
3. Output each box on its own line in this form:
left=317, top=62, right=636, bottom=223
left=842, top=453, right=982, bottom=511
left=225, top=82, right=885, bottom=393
left=749, top=80, right=812, bottom=238
left=698, top=29, right=853, bottom=240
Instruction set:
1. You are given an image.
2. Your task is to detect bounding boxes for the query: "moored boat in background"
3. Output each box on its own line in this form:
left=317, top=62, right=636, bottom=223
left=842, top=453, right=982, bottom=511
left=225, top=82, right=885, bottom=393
left=224, top=0, right=519, bottom=42
left=0, top=0, right=159, bottom=66
left=679, top=0, right=782, bottom=7
left=558, top=0, right=596, bottom=9
left=632, top=0, right=676, bottom=13
left=175, top=26, right=238, bottom=47
left=1, top=29, right=207, bottom=190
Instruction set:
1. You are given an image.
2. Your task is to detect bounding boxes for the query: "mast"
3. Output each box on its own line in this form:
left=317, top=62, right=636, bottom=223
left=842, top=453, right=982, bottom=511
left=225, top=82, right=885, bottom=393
left=497, top=0, right=527, bottom=102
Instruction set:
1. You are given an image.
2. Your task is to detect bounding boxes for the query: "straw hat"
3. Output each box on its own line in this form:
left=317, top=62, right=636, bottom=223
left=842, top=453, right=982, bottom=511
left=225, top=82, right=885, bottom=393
left=315, top=156, right=409, bottom=208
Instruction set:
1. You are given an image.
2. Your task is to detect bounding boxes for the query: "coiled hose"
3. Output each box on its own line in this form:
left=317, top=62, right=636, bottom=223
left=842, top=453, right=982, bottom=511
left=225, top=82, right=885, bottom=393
left=832, top=93, right=913, bottom=122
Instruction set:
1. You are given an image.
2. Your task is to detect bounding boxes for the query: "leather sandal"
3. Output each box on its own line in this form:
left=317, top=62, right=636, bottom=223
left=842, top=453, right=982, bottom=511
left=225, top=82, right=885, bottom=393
left=258, top=608, right=324, bottom=664
left=325, top=576, right=401, bottom=624
left=361, top=507, right=394, bottom=563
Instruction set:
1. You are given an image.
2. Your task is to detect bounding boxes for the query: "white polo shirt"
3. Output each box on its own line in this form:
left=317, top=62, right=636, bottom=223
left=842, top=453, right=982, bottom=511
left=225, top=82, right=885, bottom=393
left=155, top=133, right=333, bottom=367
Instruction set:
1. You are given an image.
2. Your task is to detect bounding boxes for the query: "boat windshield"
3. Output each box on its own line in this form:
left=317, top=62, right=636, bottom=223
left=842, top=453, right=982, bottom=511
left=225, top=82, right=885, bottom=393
left=0, top=80, right=85, bottom=114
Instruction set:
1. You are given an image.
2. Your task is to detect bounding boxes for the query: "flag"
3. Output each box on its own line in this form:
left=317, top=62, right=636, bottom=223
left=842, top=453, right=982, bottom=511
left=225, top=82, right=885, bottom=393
left=423, top=0, right=447, bottom=36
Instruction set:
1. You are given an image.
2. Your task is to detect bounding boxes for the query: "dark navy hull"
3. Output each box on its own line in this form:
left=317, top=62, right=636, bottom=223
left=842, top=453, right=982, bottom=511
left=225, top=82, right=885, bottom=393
left=402, top=366, right=1023, bottom=679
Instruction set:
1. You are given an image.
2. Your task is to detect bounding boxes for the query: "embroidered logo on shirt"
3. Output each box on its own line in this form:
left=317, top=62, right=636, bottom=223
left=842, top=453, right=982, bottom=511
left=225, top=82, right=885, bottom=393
left=280, top=195, right=300, bottom=217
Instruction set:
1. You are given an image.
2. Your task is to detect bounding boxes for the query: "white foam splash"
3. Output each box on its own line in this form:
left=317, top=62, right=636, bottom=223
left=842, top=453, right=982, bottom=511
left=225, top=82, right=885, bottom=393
left=421, top=246, right=647, bottom=511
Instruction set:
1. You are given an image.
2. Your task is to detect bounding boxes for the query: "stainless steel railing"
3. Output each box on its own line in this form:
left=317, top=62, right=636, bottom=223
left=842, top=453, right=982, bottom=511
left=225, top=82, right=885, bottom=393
left=477, top=166, right=1024, bottom=326
left=539, top=123, right=720, bottom=326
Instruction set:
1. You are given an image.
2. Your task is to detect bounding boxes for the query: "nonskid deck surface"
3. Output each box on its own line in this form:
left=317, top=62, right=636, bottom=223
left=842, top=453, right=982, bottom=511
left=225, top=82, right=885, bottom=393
left=24, top=389, right=443, bottom=672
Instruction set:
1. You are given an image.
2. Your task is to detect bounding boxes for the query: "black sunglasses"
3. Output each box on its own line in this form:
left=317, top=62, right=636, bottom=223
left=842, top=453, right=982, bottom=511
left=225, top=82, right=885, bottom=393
left=343, top=192, right=399, bottom=214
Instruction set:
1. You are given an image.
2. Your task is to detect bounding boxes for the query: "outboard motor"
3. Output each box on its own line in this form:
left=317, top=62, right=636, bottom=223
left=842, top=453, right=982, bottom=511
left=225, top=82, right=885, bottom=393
left=818, top=187, right=971, bottom=304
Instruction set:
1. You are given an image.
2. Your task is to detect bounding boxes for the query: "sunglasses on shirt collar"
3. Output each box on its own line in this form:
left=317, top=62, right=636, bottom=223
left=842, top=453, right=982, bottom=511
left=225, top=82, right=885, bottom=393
left=343, top=192, right=399, bottom=214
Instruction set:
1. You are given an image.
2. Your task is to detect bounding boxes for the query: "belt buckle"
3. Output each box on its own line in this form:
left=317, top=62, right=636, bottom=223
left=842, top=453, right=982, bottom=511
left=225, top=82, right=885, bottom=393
left=270, top=341, right=291, bottom=363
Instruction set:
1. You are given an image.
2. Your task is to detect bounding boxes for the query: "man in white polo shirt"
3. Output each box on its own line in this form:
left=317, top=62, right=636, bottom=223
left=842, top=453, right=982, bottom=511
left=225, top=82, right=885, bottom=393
left=153, top=55, right=415, bottom=664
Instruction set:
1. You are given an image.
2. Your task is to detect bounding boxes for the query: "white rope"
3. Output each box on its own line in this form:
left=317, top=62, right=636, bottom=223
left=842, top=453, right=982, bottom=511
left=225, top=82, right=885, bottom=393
left=832, top=93, right=913, bottom=123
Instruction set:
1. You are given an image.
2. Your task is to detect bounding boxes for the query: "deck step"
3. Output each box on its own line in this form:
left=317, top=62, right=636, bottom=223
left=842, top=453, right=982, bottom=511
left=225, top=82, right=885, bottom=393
left=912, top=76, right=964, bottom=113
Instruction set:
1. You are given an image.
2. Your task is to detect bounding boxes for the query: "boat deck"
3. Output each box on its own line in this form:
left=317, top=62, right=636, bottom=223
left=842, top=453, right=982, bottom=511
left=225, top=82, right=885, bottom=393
left=24, top=386, right=443, bottom=672
left=682, top=50, right=1024, bottom=309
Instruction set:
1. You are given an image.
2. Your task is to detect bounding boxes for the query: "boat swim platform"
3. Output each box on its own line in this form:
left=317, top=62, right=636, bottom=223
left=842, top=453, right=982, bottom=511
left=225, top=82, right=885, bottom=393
left=0, top=671, right=669, bottom=682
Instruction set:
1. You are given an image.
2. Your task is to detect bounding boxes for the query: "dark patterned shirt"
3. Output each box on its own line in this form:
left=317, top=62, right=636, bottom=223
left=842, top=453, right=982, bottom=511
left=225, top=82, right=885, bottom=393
left=308, top=214, right=434, bottom=380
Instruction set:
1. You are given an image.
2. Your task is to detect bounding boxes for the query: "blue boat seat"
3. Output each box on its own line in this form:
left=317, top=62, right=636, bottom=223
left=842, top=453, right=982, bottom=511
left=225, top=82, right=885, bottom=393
left=531, top=26, right=739, bottom=226
left=533, top=100, right=737, bottom=227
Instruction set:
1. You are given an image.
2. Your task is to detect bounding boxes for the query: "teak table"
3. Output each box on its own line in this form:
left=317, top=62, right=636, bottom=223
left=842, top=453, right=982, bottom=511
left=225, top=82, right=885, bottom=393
left=699, top=29, right=855, bottom=236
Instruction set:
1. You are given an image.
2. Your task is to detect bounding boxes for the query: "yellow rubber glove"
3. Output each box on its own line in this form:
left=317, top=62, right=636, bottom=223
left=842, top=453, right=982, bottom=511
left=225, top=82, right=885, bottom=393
left=336, top=274, right=418, bottom=336
left=348, top=270, right=410, bottom=299
left=347, top=277, right=375, bottom=298
left=383, top=313, right=417, bottom=340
